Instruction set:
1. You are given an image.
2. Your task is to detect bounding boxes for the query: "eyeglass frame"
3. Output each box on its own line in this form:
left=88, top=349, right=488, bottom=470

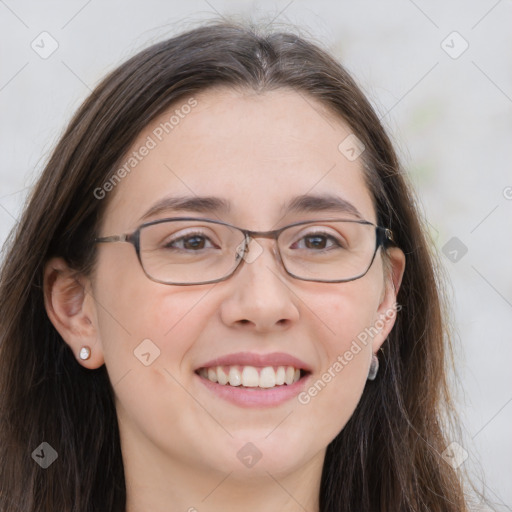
left=93, top=216, right=396, bottom=286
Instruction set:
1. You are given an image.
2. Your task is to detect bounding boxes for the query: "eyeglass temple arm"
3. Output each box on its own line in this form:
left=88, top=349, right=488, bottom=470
left=94, top=234, right=129, bottom=243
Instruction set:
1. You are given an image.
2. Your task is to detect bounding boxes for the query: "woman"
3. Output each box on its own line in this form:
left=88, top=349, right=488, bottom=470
left=0, top=20, right=478, bottom=511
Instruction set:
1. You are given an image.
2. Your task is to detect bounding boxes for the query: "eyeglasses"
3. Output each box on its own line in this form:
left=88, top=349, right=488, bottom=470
left=94, top=217, right=395, bottom=286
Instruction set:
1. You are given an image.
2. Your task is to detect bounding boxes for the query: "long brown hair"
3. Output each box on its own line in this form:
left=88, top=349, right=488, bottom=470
left=0, top=19, right=477, bottom=511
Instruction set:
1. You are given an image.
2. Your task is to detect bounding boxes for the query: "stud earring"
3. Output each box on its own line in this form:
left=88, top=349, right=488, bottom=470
left=367, top=353, right=379, bottom=380
left=79, top=346, right=91, bottom=361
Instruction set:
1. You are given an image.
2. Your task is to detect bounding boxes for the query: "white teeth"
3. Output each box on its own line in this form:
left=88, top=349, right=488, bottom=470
left=285, top=366, right=295, bottom=385
left=198, top=364, right=303, bottom=388
left=259, top=367, right=276, bottom=388
left=217, top=366, right=229, bottom=385
left=241, top=366, right=259, bottom=387
left=228, top=367, right=242, bottom=386
left=275, top=366, right=286, bottom=385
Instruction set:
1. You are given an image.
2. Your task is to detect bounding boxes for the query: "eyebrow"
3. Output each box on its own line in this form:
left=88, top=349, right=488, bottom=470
left=285, top=193, right=363, bottom=219
left=139, top=193, right=363, bottom=222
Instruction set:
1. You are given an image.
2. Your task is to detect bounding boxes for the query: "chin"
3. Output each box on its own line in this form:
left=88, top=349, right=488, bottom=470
left=202, top=430, right=311, bottom=477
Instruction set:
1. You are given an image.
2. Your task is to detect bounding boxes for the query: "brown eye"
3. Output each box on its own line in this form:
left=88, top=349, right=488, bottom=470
left=291, top=231, right=345, bottom=251
left=163, top=233, right=216, bottom=251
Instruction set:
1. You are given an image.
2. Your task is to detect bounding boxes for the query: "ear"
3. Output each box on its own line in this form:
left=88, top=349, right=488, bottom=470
left=43, top=257, right=104, bottom=369
left=372, top=246, right=406, bottom=352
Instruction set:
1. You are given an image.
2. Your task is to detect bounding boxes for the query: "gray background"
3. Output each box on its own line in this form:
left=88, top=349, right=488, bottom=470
left=1, top=1, right=511, bottom=509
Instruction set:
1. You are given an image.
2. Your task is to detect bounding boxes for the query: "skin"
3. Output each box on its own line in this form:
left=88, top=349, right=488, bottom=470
left=44, top=87, right=405, bottom=512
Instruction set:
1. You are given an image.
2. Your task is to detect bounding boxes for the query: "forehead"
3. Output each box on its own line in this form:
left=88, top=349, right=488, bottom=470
left=102, top=87, right=376, bottom=232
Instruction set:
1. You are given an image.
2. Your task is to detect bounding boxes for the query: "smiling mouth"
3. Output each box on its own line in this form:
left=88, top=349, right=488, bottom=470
left=195, top=365, right=310, bottom=389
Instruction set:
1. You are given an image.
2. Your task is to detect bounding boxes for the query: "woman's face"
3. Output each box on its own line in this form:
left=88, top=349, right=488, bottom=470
left=77, top=88, right=404, bottom=483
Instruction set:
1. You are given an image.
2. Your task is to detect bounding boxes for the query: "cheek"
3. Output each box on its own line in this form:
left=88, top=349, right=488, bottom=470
left=313, top=280, right=381, bottom=352
left=297, top=283, right=381, bottom=427
left=92, top=248, right=213, bottom=374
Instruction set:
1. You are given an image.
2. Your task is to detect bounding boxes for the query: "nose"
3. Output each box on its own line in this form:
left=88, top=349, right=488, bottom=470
left=218, top=236, right=300, bottom=332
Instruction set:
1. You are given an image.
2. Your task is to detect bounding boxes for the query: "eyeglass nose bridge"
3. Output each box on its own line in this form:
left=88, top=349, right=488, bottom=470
left=234, top=227, right=287, bottom=270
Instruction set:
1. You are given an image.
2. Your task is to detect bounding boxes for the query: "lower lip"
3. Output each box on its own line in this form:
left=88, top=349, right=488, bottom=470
left=195, top=371, right=311, bottom=408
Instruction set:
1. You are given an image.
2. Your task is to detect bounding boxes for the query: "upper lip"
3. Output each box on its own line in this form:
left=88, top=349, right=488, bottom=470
left=195, top=352, right=312, bottom=372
